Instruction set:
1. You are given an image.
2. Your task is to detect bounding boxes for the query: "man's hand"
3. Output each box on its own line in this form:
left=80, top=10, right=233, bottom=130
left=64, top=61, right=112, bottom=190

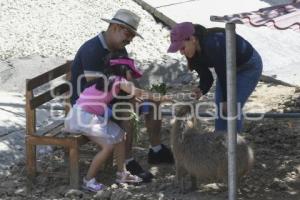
left=191, top=88, right=202, bottom=99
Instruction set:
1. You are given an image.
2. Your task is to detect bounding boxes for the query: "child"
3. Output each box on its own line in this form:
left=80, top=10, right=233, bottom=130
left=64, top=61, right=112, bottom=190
left=64, top=55, right=171, bottom=192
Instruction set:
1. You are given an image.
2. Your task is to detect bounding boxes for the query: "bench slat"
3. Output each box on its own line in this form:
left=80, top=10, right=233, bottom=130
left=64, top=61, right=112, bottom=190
left=34, top=119, right=89, bottom=143
left=27, top=135, right=79, bottom=147
left=44, top=124, right=66, bottom=137
left=45, top=127, right=64, bottom=137
left=30, top=83, right=69, bottom=109
left=26, top=62, right=71, bottom=91
left=35, top=120, right=64, bottom=136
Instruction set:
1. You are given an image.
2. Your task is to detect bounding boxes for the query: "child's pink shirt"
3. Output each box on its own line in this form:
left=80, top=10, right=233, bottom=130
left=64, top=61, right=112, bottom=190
left=76, top=76, right=127, bottom=115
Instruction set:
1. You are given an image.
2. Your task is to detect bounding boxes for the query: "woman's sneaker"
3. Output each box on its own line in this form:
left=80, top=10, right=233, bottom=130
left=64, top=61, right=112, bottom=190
left=115, top=171, right=142, bottom=184
left=82, top=177, right=105, bottom=192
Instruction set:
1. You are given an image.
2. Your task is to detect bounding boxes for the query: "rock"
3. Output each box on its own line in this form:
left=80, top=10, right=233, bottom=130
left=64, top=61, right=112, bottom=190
left=1, top=180, right=18, bottom=189
left=36, top=176, right=49, bottom=184
left=64, top=189, right=84, bottom=198
left=7, top=197, right=23, bottom=200
left=158, top=183, right=168, bottom=191
left=94, top=189, right=111, bottom=200
left=241, top=187, right=251, bottom=193
left=294, top=87, right=300, bottom=93
left=111, top=183, right=119, bottom=189
left=14, top=187, right=26, bottom=197
left=110, top=189, right=132, bottom=200
left=270, top=178, right=289, bottom=191
left=56, top=185, right=69, bottom=196
left=246, top=192, right=257, bottom=198
left=119, top=183, right=129, bottom=189
left=273, top=159, right=281, bottom=165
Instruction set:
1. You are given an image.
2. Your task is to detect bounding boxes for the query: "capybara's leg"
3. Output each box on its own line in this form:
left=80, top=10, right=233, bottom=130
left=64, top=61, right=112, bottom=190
left=175, top=162, right=185, bottom=193
left=190, top=175, right=197, bottom=191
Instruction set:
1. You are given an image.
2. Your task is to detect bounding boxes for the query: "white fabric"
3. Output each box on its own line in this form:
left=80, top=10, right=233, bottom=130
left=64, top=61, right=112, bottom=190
left=64, top=105, right=124, bottom=144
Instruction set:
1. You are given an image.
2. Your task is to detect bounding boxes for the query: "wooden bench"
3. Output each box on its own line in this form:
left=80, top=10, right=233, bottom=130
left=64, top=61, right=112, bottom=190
left=25, top=61, right=89, bottom=189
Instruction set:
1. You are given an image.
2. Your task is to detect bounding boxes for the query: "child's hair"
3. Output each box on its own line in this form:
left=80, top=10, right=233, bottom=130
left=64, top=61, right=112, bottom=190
left=85, top=51, right=132, bottom=92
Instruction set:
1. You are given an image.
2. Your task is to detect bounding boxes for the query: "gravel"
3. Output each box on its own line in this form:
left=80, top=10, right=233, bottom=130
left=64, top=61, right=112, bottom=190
left=0, top=0, right=181, bottom=63
left=0, top=0, right=189, bottom=92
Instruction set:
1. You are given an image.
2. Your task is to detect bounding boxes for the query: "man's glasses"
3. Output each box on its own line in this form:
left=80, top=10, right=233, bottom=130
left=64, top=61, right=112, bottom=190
left=119, top=25, right=136, bottom=39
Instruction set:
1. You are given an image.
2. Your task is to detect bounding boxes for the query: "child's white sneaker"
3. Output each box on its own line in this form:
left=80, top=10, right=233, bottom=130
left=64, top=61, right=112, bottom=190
left=82, top=177, right=105, bottom=192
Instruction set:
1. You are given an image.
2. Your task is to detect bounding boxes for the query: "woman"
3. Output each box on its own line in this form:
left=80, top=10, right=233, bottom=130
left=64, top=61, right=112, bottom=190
left=167, top=22, right=262, bottom=132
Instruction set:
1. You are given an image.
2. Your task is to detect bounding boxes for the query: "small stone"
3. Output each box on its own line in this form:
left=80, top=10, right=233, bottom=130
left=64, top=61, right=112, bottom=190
left=64, top=189, right=84, bottom=198
left=246, top=193, right=257, bottom=198
left=270, top=178, right=289, bottom=191
left=241, top=187, right=251, bottom=193
left=56, top=185, right=69, bottom=195
left=261, top=163, right=267, bottom=169
left=119, top=183, right=129, bottom=189
left=1, top=180, right=17, bottom=188
left=158, top=183, right=168, bottom=191
left=295, top=87, right=300, bottom=93
left=15, top=145, right=23, bottom=151
left=111, top=183, right=118, bottom=189
left=111, top=189, right=132, bottom=200
left=14, top=187, right=26, bottom=197
left=274, top=160, right=281, bottom=165
left=94, top=189, right=111, bottom=200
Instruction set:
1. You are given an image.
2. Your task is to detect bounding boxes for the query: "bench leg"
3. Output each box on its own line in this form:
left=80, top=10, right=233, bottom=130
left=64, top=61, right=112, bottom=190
left=69, top=147, right=79, bottom=189
left=64, top=147, right=69, bottom=166
left=26, top=143, right=37, bottom=178
left=26, top=142, right=36, bottom=190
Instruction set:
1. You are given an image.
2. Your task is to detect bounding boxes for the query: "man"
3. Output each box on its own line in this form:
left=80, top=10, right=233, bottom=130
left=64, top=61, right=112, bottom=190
left=70, top=9, right=174, bottom=182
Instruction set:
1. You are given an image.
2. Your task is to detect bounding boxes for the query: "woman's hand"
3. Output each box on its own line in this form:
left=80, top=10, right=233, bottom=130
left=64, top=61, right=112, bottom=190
left=191, top=88, right=202, bottom=99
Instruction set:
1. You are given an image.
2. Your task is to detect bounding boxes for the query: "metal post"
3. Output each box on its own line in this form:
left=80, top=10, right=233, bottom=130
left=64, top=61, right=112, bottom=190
left=226, top=23, right=237, bottom=200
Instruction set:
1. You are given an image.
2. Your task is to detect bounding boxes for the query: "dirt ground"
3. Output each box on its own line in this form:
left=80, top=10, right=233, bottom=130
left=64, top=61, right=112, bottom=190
left=0, top=80, right=299, bottom=200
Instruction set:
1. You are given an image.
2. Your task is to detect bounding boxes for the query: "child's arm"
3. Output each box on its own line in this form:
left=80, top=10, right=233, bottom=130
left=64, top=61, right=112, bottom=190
left=119, top=82, right=171, bottom=102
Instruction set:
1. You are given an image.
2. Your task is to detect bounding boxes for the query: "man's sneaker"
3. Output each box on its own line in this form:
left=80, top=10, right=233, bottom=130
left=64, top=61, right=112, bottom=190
left=148, top=144, right=174, bottom=164
left=126, top=160, right=154, bottom=183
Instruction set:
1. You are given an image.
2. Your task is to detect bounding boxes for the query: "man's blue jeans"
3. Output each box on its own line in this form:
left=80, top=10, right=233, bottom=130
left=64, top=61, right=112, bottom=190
left=215, top=49, right=263, bottom=132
